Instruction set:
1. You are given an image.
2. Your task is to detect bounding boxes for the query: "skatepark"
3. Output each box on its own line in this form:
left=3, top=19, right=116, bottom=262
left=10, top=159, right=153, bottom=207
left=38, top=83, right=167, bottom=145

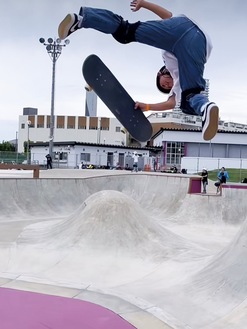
left=0, top=168, right=247, bottom=329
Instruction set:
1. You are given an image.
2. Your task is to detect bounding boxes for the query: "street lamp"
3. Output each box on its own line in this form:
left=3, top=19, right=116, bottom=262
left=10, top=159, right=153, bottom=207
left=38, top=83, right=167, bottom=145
left=15, top=131, right=18, bottom=164
left=39, top=37, right=70, bottom=157
left=27, top=120, right=31, bottom=164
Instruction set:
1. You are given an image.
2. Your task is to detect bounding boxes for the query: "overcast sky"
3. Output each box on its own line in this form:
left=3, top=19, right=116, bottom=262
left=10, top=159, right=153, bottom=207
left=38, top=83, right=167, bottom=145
left=1, top=0, right=247, bottom=141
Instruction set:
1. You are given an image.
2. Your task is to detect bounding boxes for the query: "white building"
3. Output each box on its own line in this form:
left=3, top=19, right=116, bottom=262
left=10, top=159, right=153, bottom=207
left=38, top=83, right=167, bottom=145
left=30, top=141, right=155, bottom=170
left=18, top=105, right=247, bottom=173
left=18, top=114, right=127, bottom=153
left=152, top=127, right=247, bottom=173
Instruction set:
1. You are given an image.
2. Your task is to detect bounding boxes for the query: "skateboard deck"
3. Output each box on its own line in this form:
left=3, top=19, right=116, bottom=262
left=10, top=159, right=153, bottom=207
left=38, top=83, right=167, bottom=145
left=82, top=54, right=153, bottom=142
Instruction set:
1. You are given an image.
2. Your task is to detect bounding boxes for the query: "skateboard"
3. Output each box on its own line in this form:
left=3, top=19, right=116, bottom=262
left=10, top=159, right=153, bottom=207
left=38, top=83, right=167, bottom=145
left=82, top=54, right=153, bottom=142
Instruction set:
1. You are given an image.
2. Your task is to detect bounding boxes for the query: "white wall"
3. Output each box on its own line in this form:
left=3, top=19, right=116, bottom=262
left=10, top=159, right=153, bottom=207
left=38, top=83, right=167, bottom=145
left=30, top=144, right=151, bottom=169
left=153, top=129, right=247, bottom=147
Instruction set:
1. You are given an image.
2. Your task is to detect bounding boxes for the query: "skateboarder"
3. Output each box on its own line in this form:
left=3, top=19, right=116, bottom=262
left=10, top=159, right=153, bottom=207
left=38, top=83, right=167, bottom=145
left=58, top=0, right=219, bottom=141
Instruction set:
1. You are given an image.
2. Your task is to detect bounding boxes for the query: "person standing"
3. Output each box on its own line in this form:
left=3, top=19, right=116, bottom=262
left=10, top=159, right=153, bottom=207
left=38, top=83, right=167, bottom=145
left=153, top=158, right=157, bottom=172
left=132, top=151, right=139, bottom=172
left=45, top=154, right=52, bottom=169
left=201, top=168, right=208, bottom=194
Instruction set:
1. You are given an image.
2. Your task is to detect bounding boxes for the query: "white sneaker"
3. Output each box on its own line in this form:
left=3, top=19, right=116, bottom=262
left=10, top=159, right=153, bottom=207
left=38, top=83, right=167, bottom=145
left=201, top=102, right=219, bottom=140
left=58, top=14, right=82, bottom=40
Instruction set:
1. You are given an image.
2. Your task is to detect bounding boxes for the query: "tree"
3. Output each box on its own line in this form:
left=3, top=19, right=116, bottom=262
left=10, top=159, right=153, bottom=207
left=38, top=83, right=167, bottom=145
left=0, top=141, right=15, bottom=152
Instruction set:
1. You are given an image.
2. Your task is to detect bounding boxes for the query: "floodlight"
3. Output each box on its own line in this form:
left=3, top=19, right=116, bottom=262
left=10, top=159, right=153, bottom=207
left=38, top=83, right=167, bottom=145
left=39, top=38, right=45, bottom=44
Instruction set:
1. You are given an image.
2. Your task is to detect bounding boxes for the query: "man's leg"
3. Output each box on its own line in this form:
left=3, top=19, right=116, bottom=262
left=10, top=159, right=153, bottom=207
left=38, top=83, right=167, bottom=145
left=180, top=91, right=219, bottom=141
left=58, top=8, right=192, bottom=50
left=175, top=26, right=219, bottom=140
left=59, top=8, right=124, bottom=40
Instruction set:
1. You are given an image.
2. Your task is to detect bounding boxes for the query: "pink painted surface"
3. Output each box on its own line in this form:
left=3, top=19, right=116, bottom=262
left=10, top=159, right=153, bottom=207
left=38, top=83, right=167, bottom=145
left=189, top=177, right=202, bottom=194
left=0, top=287, right=136, bottom=329
left=223, top=184, right=247, bottom=190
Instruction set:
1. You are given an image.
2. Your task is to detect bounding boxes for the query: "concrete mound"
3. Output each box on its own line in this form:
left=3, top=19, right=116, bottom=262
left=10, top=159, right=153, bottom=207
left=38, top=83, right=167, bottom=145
left=1, top=172, right=247, bottom=328
left=18, top=190, right=196, bottom=262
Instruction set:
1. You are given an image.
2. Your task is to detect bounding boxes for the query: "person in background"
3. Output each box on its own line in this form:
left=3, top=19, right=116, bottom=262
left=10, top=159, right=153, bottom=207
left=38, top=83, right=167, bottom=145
left=132, top=151, right=139, bottom=172
left=45, top=154, right=52, bottom=169
left=170, top=165, right=178, bottom=173
left=215, top=167, right=229, bottom=194
left=153, top=158, right=157, bottom=172
left=201, top=168, right=208, bottom=194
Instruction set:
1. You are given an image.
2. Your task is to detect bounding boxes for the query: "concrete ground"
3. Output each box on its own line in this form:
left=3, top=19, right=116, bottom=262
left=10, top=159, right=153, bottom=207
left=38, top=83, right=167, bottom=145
left=0, top=168, right=246, bottom=329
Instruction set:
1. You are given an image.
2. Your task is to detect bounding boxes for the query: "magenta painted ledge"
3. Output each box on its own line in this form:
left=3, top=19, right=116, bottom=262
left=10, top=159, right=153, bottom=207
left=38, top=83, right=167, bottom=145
left=0, top=287, right=136, bottom=329
left=223, top=184, right=247, bottom=189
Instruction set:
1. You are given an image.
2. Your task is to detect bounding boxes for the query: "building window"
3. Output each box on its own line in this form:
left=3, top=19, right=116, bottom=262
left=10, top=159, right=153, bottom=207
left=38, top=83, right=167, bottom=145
left=21, top=123, right=25, bottom=129
left=81, top=153, right=90, bottom=162
left=78, top=116, right=87, bottom=130
left=116, top=126, right=121, bottom=132
left=89, top=117, right=98, bottom=130
left=166, top=142, right=185, bottom=166
left=54, top=152, right=68, bottom=161
left=37, top=115, right=44, bottom=128
left=67, top=116, right=75, bottom=129
left=57, top=116, right=65, bottom=129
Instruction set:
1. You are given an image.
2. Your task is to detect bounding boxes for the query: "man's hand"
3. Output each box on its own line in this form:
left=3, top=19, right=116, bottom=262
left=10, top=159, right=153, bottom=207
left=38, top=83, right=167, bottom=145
left=130, top=0, right=144, bottom=12
left=134, top=96, right=176, bottom=112
left=134, top=101, right=149, bottom=112
left=130, top=0, right=172, bottom=19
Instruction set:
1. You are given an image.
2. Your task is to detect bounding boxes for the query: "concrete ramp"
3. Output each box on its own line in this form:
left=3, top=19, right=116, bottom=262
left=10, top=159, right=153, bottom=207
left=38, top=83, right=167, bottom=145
left=0, top=171, right=246, bottom=328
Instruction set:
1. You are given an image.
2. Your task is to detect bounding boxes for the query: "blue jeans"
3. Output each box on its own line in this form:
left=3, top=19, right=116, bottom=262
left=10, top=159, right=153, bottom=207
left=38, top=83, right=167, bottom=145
left=81, top=8, right=209, bottom=116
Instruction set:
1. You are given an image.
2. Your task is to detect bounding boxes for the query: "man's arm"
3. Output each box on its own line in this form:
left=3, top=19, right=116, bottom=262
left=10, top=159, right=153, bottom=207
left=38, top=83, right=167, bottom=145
left=135, top=94, right=176, bottom=112
left=130, top=0, right=172, bottom=19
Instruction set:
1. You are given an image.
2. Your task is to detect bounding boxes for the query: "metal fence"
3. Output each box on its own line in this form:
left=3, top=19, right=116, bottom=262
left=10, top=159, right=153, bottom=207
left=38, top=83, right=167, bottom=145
left=0, top=151, right=27, bottom=165
left=181, top=156, right=247, bottom=182
left=0, top=151, right=160, bottom=171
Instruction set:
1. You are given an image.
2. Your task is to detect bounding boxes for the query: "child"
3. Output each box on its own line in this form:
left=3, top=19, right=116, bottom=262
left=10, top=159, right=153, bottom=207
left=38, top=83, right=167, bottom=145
left=215, top=167, right=229, bottom=194
left=201, top=168, right=208, bottom=194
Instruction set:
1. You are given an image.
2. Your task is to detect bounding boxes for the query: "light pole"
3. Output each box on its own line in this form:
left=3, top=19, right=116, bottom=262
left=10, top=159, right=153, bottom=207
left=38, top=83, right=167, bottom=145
left=15, top=131, right=18, bottom=164
left=39, top=37, right=70, bottom=157
left=97, top=118, right=101, bottom=144
left=26, top=120, right=31, bottom=164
